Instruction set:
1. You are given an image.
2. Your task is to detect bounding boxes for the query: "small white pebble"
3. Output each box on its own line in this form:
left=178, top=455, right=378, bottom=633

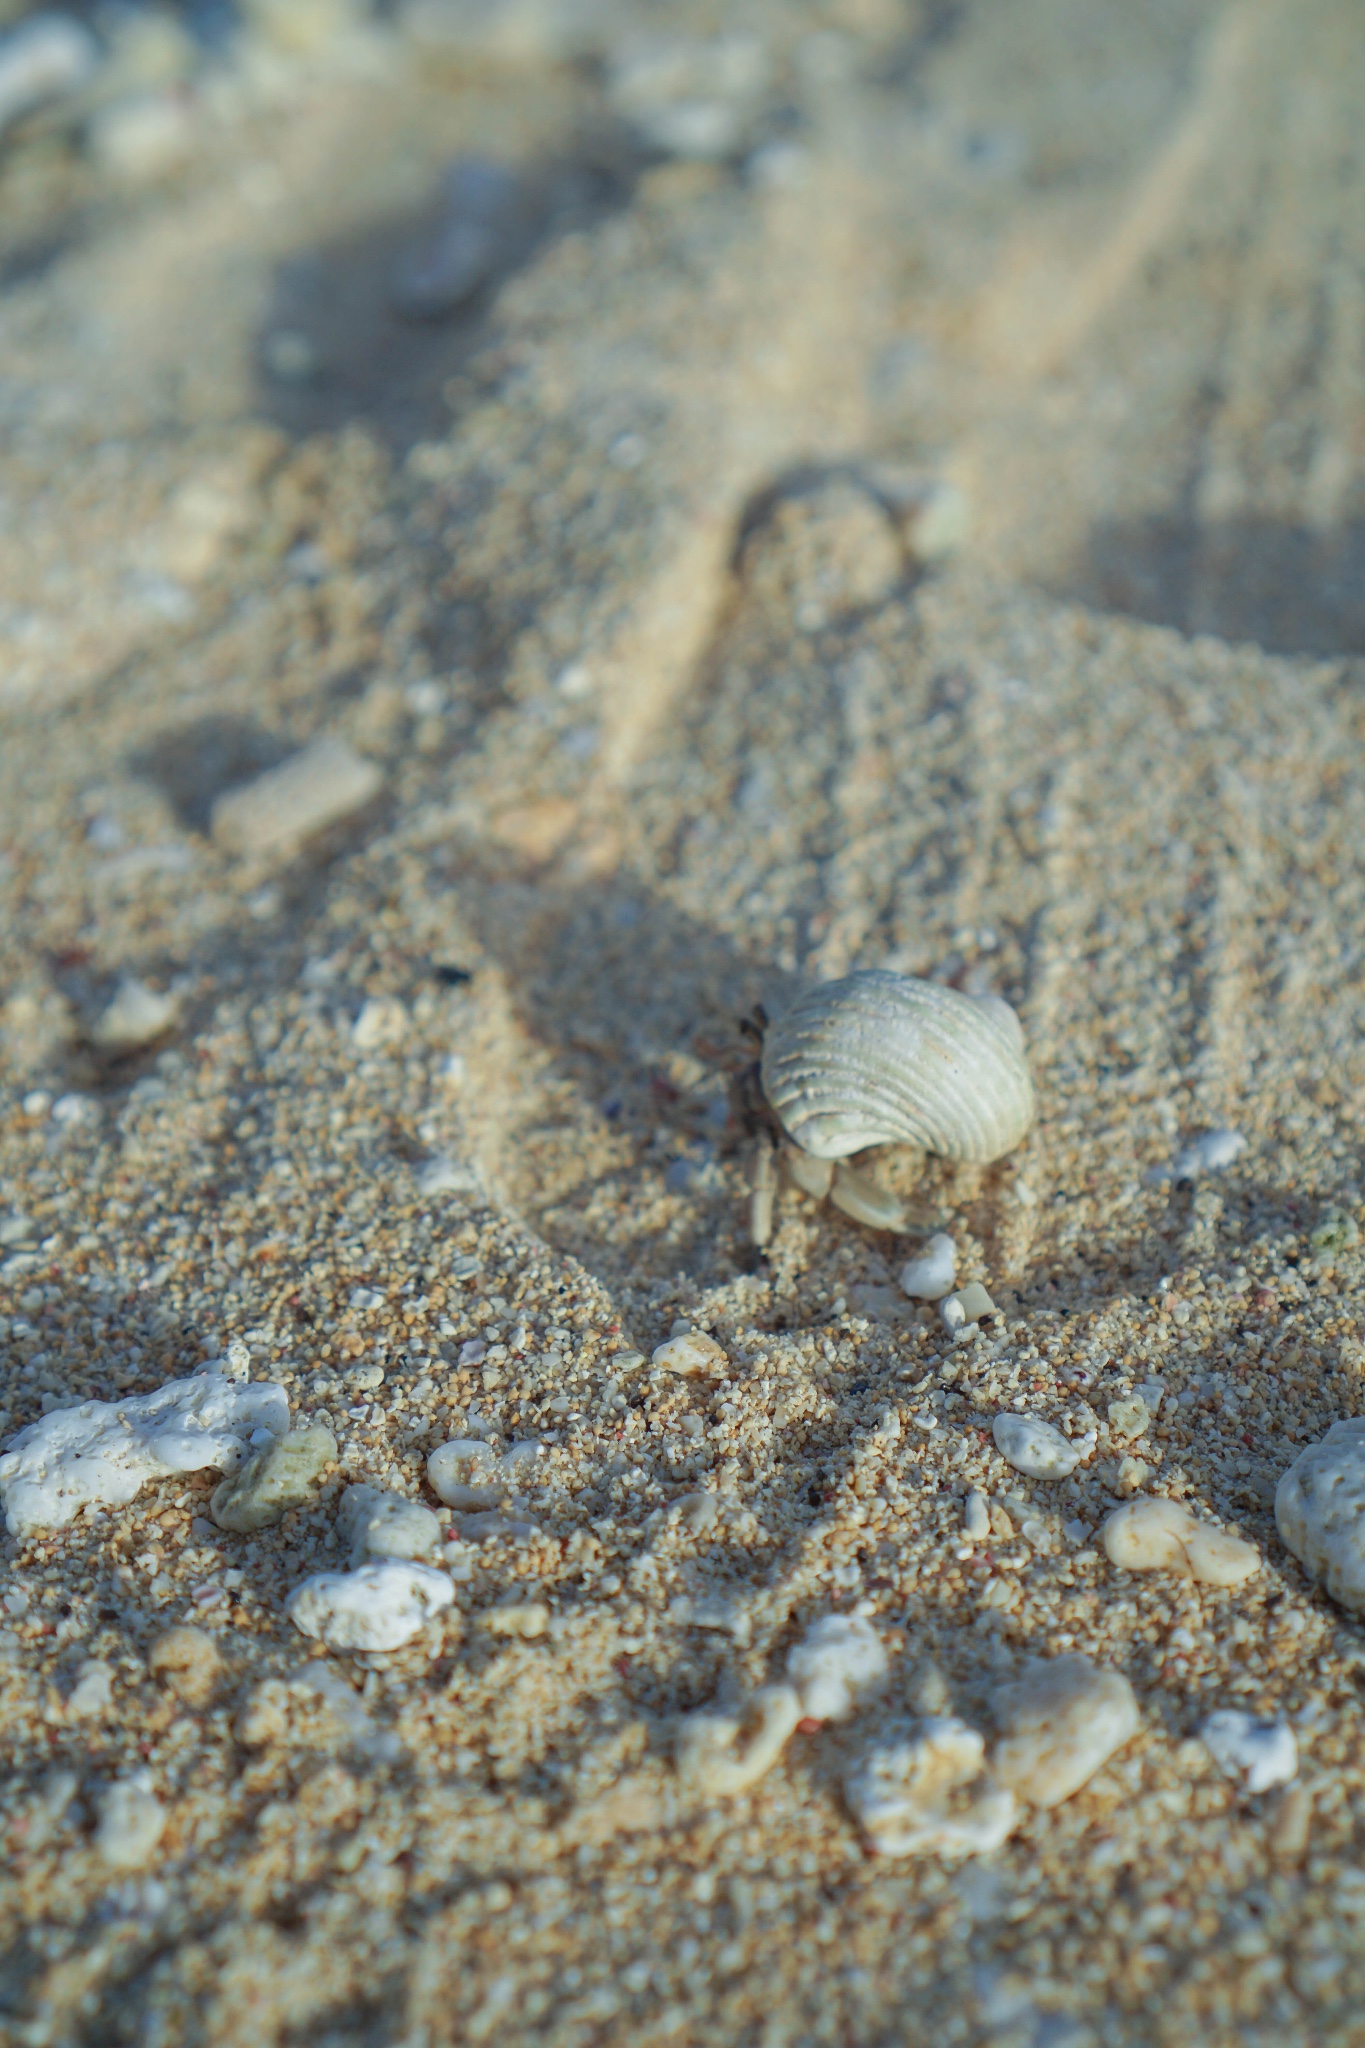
left=352, top=996, right=407, bottom=1050
left=414, top=1156, right=478, bottom=1196
left=939, top=1282, right=996, bottom=1335
left=51, top=1093, right=97, bottom=1127
left=1107, top=1396, right=1150, bottom=1440
left=338, top=1484, right=442, bottom=1565
left=963, top=1490, right=991, bottom=1540
left=1200, top=1710, right=1298, bottom=1793
left=992, top=1413, right=1080, bottom=1480
left=1160, top=1129, right=1247, bottom=1181
left=899, top=1234, right=957, bottom=1301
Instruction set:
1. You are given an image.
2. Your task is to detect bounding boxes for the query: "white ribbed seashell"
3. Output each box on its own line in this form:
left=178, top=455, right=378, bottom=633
left=760, top=970, right=1033, bottom=1163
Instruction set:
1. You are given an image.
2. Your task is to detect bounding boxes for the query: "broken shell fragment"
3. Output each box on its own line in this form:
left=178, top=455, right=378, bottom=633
left=750, top=1137, right=777, bottom=1247
left=783, top=1147, right=834, bottom=1201
left=941, top=1281, right=997, bottom=1335
left=1102, top=1496, right=1260, bottom=1586
left=651, top=1331, right=729, bottom=1378
left=210, top=736, right=382, bottom=859
left=210, top=1424, right=336, bottom=1534
left=760, top=970, right=1033, bottom=1163
left=674, top=1683, right=801, bottom=1798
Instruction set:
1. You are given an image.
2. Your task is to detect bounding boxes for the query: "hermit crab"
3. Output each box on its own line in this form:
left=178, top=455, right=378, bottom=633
left=738, top=969, right=1034, bottom=1246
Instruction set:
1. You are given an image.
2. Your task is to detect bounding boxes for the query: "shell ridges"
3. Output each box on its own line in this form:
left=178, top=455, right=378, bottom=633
left=760, top=970, right=1034, bottom=1163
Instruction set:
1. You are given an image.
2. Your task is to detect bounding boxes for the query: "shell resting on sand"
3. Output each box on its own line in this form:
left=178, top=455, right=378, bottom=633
left=760, top=970, right=1034, bottom=1163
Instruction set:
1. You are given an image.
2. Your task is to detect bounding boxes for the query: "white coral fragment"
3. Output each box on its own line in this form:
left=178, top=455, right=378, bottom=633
left=846, top=1717, right=1017, bottom=1859
left=210, top=736, right=382, bottom=858
left=1275, top=1419, right=1365, bottom=1613
left=674, top=1683, right=800, bottom=1798
left=785, top=1612, right=889, bottom=1722
left=286, top=1561, right=455, bottom=1653
left=0, top=1374, right=289, bottom=1537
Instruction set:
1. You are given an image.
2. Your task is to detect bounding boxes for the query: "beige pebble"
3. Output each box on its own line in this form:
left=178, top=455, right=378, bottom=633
left=963, top=1489, right=991, bottom=1540
left=1102, top=1496, right=1260, bottom=1585
left=210, top=1425, right=336, bottom=1534
left=91, top=977, right=178, bottom=1054
left=351, top=996, right=408, bottom=1051
left=674, top=1683, right=800, bottom=1798
left=991, top=1655, right=1139, bottom=1808
left=674, top=1491, right=719, bottom=1533
left=64, top=1659, right=114, bottom=1720
left=235, top=1680, right=290, bottom=1748
left=651, top=1331, right=729, bottom=1377
left=210, top=736, right=382, bottom=858
left=479, top=1600, right=550, bottom=1639
left=148, top=1626, right=222, bottom=1709
left=96, top=1778, right=166, bottom=1869
left=1268, top=1782, right=1314, bottom=1863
